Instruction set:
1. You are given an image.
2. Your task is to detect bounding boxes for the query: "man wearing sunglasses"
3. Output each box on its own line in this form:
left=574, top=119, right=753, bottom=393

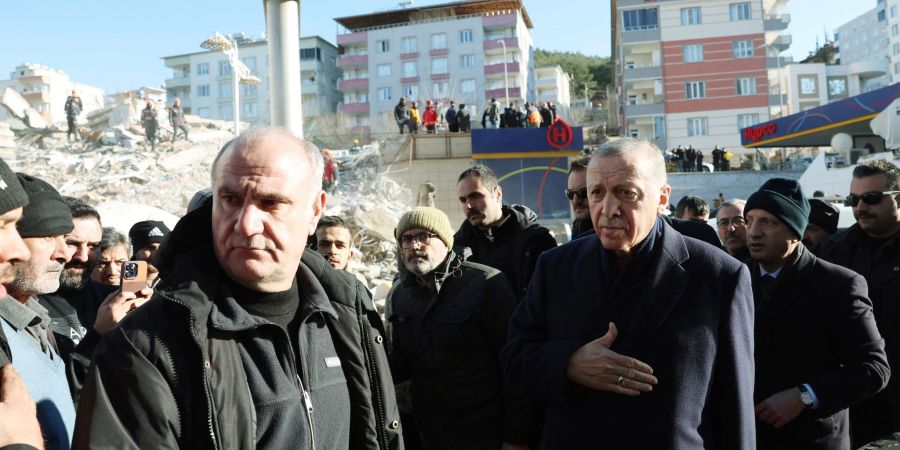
left=818, top=159, right=900, bottom=447
left=567, top=157, right=592, bottom=239
left=389, top=207, right=530, bottom=450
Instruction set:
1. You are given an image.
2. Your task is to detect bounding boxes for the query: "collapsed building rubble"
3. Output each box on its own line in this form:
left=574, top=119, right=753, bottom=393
left=5, top=100, right=414, bottom=308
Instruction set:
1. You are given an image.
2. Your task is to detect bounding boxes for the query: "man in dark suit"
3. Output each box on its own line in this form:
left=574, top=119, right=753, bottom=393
left=745, top=178, right=889, bottom=449
left=502, top=138, right=756, bottom=449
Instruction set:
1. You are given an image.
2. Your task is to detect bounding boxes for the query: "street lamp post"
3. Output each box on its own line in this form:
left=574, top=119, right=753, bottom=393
left=761, top=43, right=786, bottom=166
left=498, top=38, right=510, bottom=104
left=201, top=32, right=262, bottom=136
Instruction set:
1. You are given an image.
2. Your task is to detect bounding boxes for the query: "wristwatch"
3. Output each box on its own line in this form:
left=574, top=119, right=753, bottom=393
left=799, top=384, right=814, bottom=408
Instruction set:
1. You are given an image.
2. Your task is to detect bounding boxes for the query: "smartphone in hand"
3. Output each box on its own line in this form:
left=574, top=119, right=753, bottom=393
left=120, top=261, right=148, bottom=294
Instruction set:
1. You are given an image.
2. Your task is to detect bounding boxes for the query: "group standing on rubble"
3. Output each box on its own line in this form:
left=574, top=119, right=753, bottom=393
left=0, top=130, right=898, bottom=450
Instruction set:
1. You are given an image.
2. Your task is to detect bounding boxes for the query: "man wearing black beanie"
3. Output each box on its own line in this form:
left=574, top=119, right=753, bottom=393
left=802, top=198, right=840, bottom=251
left=0, top=173, right=77, bottom=449
left=746, top=177, right=889, bottom=449
left=128, top=220, right=170, bottom=262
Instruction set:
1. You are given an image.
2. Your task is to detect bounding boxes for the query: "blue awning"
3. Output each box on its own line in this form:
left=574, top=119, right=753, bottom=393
left=740, top=83, right=900, bottom=148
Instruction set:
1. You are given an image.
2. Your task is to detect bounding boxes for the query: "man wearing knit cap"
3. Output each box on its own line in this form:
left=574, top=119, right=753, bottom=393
left=0, top=160, right=43, bottom=450
left=1, top=173, right=78, bottom=449
left=389, top=206, right=531, bottom=449
left=745, top=177, right=888, bottom=449
left=802, top=198, right=840, bottom=251
left=128, top=219, right=170, bottom=262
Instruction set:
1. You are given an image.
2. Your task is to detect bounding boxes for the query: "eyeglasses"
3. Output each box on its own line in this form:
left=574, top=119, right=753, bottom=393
left=844, top=191, right=900, bottom=207
left=565, top=188, right=587, bottom=200
left=400, top=232, right=438, bottom=249
left=716, top=217, right=747, bottom=229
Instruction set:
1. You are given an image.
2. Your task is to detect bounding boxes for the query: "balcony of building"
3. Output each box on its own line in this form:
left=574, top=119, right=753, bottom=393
left=768, top=34, right=792, bottom=51
left=400, top=52, right=419, bottom=60
left=16, top=75, right=52, bottom=85
left=484, top=62, right=521, bottom=75
left=483, top=37, right=519, bottom=52
left=337, top=54, right=368, bottom=69
left=21, top=91, right=51, bottom=103
left=625, top=116, right=666, bottom=149
left=485, top=86, right=522, bottom=100
left=623, top=83, right=664, bottom=117
left=621, top=27, right=660, bottom=45
left=338, top=78, right=369, bottom=91
left=765, top=55, right=793, bottom=69
left=339, top=102, right=369, bottom=114
left=536, top=77, right=557, bottom=87
left=764, top=14, right=790, bottom=32
left=482, top=12, right=517, bottom=30
left=337, top=31, right=368, bottom=46
left=624, top=64, right=662, bottom=81
left=165, top=76, right=191, bottom=88
left=848, top=58, right=889, bottom=79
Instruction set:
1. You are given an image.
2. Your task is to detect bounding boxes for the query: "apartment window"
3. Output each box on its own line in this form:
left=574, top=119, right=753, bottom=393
left=431, top=57, right=448, bottom=74
left=461, top=79, right=476, bottom=93
left=880, top=10, right=888, bottom=22
left=738, top=114, right=758, bottom=129
left=241, top=102, right=258, bottom=118
left=623, top=8, right=658, bottom=31
left=687, top=117, right=708, bottom=136
left=893, top=24, right=899, bottom=37
left=378, top=87, right=391, bottom=101
left=218, top=82, right=232, bottom=98
left=431, top=33, right=447, bottom=50
left=300, top=48, right=321, bottom=61
left=685, top=81, right=706, bottom=99
left=460, top=54, right=476, bottom=68
left=377, top=64, right=391, bottom=77
left=402, top=61, right=417, bottom=78
left=402, top=84, right=419, bottom=99
left=432, top=81, right=449, bottom=98
left=895, top=62, right=900, bottom=74
left=197, top=63, right=210, bottom=75
left=683, top=44, right=704, bottom=62
left=828, top=78, right=847, bottom=97
left=799, top=76, right=817, bottom=95
left=459, top=29, right=473, bottom=43
left=196, top=107, right=211, bottom=119
left=218, top=60, right=230, bottom=76
left=376, top=39, right=390, bottom=53
left=241, top=56, right=257, bottom=71
left=402, top=37, right=417, bottom=53
left=241, top=84, right=258, bottom=96
left=892, top=5, right=898, bottom=17
left=218, top=104, right=233, bottom=120
left=894, top=43, right=900, bottom=55
left=736, top=77, right=757, bottom=95
left=730, top=3, right=751, bottom=21
left=197, top=84, right=210, bottom=97
left=733, top=40, right=754, bottom=58
left=681, top=7, right=702, bottom=26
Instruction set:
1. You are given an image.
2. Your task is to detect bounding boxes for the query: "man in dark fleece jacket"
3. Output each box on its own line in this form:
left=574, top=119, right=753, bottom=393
left=73, top=128, right=403, bottom=449
left=455, top=165, right=557, bottom=300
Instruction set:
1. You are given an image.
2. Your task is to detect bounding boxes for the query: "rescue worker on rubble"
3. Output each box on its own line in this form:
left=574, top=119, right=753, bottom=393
left=168, top=98, right=189, bottom=143
left=141, top=99, right=159, bottom=151
left=64, top=89, right=82, bottom=143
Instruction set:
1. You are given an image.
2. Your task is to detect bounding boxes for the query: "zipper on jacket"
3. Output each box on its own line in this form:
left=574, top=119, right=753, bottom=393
left=358, top=300, right=390, bottom=449
left=298, top=375, right=317, bottom=450
left=162, top=293, right=219, bottom=450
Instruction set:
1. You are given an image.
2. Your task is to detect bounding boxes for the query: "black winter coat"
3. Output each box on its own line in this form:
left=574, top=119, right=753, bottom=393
left=454, top=204, right=557, bottom=301
left=72, top=203, right=403, bottom=450
left=389, top=251, right=531, bottom=449
left=818, top=225, right=900, bottom=446
left=751, top=245, right=889, bottom=449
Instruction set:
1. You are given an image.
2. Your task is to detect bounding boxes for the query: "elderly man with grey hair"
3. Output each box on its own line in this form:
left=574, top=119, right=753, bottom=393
left=74, top=128, right=403, bottom=449
left=502, top=138, right=756, bottom=449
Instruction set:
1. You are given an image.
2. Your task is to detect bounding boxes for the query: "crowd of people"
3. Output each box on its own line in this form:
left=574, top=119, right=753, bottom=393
left=392, top=96, right=561, bottom=135
left=0, top=129, right=898, bottom=450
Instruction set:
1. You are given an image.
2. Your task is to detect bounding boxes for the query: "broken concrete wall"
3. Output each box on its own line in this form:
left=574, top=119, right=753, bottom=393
left=0, top=88, right=49, bottom=129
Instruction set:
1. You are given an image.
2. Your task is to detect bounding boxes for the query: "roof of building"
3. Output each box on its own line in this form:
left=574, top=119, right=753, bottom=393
left=740, top=82, right=900, bottom=148
left=161, top=35, right=336, bottom=61
left=334, top=0, right=532, bottom=31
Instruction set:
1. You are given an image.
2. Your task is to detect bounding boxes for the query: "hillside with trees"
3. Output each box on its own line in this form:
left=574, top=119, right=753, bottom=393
left=533, top=49, right=610, bottom=103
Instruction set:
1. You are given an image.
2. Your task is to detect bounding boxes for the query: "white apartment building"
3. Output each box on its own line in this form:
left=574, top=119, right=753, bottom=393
left=162, top=34, right=342, bottom=125
left=334, top=0, right=535, bottom=133
left=886, top=0, right=900, bottom=82
left=834, top=4, right=891, bottom=91
left=612, top=0, right=791, bottom=160
left=0, top=63, right=104, bottom=124
left=779, top=62, right=886, bottom=114
left=535, top=65, right=572, bottom=110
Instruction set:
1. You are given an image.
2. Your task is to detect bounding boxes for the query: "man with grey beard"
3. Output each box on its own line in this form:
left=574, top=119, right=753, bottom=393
left=1, top=173, right=78, bottom=448
left=388, top=206, right=531, bottom=449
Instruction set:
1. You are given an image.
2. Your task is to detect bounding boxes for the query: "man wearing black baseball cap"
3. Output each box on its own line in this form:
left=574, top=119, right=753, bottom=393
left=746, top=178, right=888, bottom=449
left=128, top=220, right=170, bottom=262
